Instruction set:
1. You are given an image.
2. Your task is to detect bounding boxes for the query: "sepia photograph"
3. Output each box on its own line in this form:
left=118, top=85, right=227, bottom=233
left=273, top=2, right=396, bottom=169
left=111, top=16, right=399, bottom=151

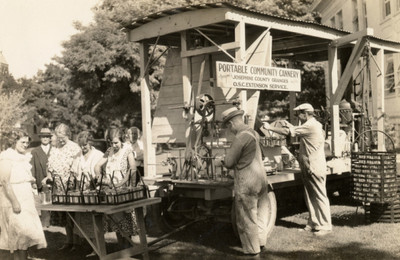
left=1, top=0, right=400, bottom=259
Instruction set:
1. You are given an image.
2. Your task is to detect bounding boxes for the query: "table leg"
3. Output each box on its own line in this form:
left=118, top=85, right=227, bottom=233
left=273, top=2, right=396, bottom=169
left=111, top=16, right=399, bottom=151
left=92, top=213, right=107, bottom=258
left=66, top=212, right=100, bottom=256
left=135, top=207, right=149, bottom=260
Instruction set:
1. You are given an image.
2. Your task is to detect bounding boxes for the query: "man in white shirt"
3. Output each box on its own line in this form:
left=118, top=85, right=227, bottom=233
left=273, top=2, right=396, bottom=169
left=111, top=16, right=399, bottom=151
left=263, top=103, right=332, bottom=236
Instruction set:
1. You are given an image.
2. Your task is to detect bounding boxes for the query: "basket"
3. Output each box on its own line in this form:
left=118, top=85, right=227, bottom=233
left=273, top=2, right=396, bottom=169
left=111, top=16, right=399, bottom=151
left=52, top=174, right=85, bottom=205
left=96, top=186, right=147, bottom=205
left=351, top=130, right=398, bottom=204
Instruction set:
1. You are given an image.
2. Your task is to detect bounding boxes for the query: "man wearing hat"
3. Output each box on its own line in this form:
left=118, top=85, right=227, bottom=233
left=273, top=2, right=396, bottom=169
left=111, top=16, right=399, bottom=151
left=30, top=128, right=53, bottom=192
left=218, top=107, right=269, bottom=256
left=263, top=103, right=332, bottom=236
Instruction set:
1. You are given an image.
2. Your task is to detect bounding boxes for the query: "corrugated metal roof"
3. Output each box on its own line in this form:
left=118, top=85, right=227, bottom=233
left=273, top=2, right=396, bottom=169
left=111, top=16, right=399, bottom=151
left=125, top=2, right=345, bottom=31
left=123, top=1, right=400, bottom=46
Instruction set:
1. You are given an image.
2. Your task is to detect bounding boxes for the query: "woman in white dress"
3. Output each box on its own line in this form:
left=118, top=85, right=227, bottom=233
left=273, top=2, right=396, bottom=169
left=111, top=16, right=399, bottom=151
left=0, top=129, right=47, bottom=260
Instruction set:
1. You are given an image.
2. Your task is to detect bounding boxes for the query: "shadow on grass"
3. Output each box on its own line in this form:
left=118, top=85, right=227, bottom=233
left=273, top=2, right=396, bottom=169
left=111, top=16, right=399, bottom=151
left=148, top=219, right=243, bottom=258
left=0, top=230, right=122, bottom=260
left=265, top=242, right=400, bottom=260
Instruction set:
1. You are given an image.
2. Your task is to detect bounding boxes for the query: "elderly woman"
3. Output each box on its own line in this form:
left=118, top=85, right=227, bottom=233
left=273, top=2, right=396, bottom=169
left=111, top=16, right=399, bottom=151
left=42, top=123, right=81, bottom=251
left=75, top=131, right=104, bottom=188
left=72, top=131, right=104, bottom=257
left=95, top=127, right=138, bottom=249
left=0, top=129, right=47, bottom=260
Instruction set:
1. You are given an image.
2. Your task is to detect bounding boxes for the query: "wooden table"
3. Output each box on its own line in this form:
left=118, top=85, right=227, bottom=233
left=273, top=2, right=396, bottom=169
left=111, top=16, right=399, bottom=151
left=38, top=197, right=161, bottom=260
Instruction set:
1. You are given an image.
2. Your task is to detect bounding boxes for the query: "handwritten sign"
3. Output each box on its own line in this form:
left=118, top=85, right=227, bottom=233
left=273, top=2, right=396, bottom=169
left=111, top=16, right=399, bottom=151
left=216, top=61, right=301, bottom=92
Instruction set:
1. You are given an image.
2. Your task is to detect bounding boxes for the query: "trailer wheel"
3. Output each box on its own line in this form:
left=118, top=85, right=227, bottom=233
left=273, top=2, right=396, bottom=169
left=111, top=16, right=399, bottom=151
left=231, top=186, right=277, bottom=240
left=158, top=196, right=193, bottom=233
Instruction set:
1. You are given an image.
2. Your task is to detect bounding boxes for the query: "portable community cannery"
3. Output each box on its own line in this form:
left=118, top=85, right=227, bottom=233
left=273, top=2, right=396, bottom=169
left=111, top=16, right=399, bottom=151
left=123, top=2, right=400, bottom=232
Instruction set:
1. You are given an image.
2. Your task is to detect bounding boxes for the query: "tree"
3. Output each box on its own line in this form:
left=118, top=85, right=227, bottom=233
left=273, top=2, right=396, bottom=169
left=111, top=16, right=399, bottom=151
left=0, top=79, right=27, bottom=149
left=56, top=10, right=160, bottom=129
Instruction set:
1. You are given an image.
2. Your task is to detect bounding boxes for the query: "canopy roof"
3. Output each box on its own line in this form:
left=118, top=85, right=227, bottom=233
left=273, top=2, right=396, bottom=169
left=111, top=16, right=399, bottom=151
left=123, top=2, right=400, bottom=62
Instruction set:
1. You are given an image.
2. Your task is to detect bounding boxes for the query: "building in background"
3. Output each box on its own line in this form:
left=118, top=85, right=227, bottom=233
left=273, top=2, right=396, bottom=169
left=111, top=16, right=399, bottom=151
left=311, top=0, right=400, bottom=148
left=0, top=51, right=9, bottom=75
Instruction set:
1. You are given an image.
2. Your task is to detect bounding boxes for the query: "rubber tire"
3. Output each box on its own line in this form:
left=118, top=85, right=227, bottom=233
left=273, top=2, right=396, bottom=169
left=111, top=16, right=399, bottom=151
left=158, top=196, right=193, bottom=233
left=231, top=185, right=277, bottom=240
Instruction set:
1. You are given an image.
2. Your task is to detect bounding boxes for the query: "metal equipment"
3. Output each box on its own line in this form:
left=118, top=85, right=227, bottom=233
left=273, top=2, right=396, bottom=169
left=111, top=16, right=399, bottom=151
left=124, top=2, right=400, bottom=235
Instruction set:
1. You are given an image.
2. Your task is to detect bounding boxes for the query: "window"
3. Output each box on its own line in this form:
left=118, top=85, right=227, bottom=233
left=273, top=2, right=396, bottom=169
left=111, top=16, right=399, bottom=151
left=330, top=16, right=336, bottom=27
left=353, top=0, right=359, bottom=31
left=384, top=55, right=395, bottom=96
left=337, top=10, right=343, bottom=30
left=383, top=0, right=391, bottom=18
left=396, top=63, right=400, bottom=92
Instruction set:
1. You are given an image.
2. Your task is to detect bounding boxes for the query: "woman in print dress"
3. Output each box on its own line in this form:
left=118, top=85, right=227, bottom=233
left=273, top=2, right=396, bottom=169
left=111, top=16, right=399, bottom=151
left=0, top=129, right=47, bottom=260
left=95, top=127, right=138, bottom=249
left=42, top=123, right=81, bottom=251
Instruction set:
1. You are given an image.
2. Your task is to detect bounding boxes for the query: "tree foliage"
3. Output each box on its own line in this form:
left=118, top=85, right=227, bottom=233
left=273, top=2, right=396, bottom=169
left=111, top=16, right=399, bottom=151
left=0, top=79, right=27, bottom=139
left=56, top=9, right=166, bottom=130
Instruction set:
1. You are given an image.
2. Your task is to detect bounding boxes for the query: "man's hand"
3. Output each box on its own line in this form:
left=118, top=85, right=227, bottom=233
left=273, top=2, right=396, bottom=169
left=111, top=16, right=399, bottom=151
left=263, top=122, right=271, bottom=130
left=12, top=201, right=21, bottom=214
left=214, top=154, right=225, bottom=167
left=41, top=176, right=53, bottom=185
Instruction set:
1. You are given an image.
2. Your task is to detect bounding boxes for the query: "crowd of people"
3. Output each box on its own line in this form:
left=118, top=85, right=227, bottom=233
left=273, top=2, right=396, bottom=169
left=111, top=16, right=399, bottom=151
left=0, top=124, right=144, bottom=259
left=0, top=102, right=332, bottom=259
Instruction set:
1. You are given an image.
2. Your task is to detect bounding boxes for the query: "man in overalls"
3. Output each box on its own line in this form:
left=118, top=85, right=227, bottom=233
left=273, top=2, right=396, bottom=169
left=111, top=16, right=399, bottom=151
left=264, top=103, right=332, bottom=236
left=218, top=107, right=269, bottom=256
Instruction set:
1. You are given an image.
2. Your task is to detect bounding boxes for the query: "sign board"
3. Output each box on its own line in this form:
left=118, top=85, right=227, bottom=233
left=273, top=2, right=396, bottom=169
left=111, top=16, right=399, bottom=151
left=216, top=61, right=301, bottom=92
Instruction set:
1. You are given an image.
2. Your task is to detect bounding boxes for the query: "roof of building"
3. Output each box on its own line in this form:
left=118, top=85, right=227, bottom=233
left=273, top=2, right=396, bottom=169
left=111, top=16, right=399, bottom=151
left=123, top=2, right=400, bottom=61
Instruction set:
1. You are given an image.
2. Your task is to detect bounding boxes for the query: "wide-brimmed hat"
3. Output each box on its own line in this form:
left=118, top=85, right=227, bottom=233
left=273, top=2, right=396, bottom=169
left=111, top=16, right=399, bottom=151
left=38, top=128, right=52, bottom=137
left=221, top=107, right=244, bottom=127
left=293, top=103, right=314, bottom=112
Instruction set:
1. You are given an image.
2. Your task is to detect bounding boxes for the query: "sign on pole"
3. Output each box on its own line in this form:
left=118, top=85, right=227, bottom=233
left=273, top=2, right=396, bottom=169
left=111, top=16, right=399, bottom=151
left=216, top=61, right=301, bottom=92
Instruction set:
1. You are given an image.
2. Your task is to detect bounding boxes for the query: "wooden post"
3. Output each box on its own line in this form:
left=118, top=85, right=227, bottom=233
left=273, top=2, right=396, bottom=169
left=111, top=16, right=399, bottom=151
left=181, top=31, right=195, bottom=159
left=328, top=44, right=341, bottom=156
left=374, top=48, right=385, bottom=150
left=139, top=42, right=156, bottom=178
left=288, top=60, right=296, bottom=125
left=235, top=21, right=247, bottom=112
left=181, top=31, right=192, bottom=109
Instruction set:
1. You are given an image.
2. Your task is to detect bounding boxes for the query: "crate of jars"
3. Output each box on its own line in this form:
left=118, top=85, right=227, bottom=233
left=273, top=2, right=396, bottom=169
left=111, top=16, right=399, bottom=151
left=260, top=136, right=286, bottom=147
left=84, top=186, right=147, bottom=205
left=51, top=171, right=148, bottom=205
